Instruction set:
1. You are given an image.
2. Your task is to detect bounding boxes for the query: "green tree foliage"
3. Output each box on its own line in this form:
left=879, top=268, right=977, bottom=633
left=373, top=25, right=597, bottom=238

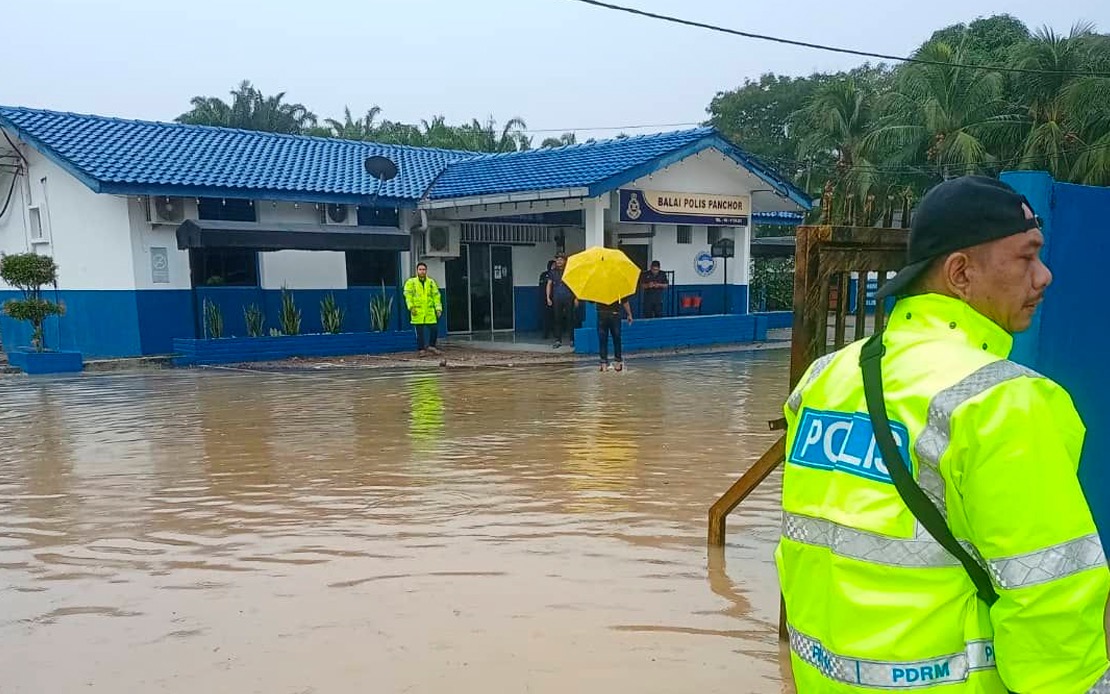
left=178, top=82, right=532, bottom=153
left=177, top=80, right=318, bottom=134
left=0, top=253, right=64, bottom=352
left=706, top=14, right=1110, bottom=214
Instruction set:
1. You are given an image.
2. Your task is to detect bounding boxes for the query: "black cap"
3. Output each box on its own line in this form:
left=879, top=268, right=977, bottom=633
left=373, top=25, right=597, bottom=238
left=876, top=176, right=1039, bottom=300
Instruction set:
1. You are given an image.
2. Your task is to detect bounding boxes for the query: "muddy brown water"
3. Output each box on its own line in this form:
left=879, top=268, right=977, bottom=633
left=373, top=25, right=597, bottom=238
left=0, top=351, right=794, bottom=693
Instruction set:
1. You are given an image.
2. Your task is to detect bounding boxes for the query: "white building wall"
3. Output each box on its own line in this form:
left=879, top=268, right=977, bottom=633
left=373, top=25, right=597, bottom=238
left=128, top=196, right=197, bottom=290
left=510, top=226, right=584, bottom=288
left=257, top=201, right=347, bottom=290
left=0, top=141, right=134, bottom=291
left=606, top=147, right=760, bottom=287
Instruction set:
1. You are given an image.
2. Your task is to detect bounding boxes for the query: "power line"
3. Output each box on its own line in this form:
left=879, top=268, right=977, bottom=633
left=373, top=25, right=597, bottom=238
left=565, top=0, right=1110, bottom=78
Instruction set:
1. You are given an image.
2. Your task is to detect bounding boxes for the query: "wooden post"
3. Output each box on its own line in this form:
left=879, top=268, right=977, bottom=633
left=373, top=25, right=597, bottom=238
left=855, top=271, right=868, bottom=341
left=707, top=435, right=786, bottom=546
left=834, top=272, right=850, bottom=349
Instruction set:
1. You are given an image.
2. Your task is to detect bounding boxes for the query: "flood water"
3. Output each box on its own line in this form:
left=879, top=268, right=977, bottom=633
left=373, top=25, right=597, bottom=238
left=0, top=350, right=793, bottom=693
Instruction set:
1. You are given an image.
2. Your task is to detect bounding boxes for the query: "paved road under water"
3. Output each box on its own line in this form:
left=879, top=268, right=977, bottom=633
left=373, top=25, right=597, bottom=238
left=0, top=351, right=794, bottom=693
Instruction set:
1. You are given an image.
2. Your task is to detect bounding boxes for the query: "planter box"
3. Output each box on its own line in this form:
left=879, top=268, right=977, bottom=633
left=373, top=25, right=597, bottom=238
left=172, top=331, right=414, bottom=366
left=7, top=349, right=84, bottom=375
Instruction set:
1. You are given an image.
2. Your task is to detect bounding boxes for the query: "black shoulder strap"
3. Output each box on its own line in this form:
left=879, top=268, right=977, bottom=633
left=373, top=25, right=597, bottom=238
left=859, top=331, right=1000, bottom=607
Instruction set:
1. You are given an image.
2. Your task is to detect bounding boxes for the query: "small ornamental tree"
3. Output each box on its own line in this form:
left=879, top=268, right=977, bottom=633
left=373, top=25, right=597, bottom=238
left=0, top=253, right=64, bottom=352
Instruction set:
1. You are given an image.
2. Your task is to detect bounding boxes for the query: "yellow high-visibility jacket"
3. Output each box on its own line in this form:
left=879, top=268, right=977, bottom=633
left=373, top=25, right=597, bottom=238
left=403, top=276, right=442, bottom=325
left=778, top=293, right=1110, bottom=692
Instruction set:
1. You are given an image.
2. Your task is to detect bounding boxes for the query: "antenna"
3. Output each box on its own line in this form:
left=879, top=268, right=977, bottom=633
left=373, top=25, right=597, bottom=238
left=364, top=155, right=398, bottom=205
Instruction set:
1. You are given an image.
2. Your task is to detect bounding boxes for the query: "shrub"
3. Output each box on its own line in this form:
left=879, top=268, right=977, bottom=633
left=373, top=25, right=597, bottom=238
left=0, top=253, right=65, bottom=352
left=279, top=286, right=301, bottom=336
left=244, top=303, right=265, bottom=337
left=369, top=283, right=393, bottom=332
left=320, top=293, right=344, bottom=334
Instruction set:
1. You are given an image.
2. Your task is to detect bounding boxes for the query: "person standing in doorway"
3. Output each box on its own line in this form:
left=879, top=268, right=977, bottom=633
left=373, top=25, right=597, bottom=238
left=539, top=259, right=555, bottom=339
left=596, top=297, right=633, bottom=371
left=546, top=253, right=577, bottom=349
left=640, top=260, right=668, bottom=318
left=403, top=262, right=443, bottom=357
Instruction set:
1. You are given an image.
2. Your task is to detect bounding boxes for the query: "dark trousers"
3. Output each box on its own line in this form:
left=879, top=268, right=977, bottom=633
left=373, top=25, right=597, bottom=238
left=644, top=295, right=664, bottom=319
left=553, top=299, right=575, bottom=343
left=414, top=323, right=438, bottom=350
left=597, top=313, right=623, bottom=363
left=541, top=300, right=554, bottom=338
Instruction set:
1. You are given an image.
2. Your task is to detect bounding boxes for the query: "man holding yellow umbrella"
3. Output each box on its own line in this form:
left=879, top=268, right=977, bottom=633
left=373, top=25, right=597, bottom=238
left=562, top=246, right=638, bottom=371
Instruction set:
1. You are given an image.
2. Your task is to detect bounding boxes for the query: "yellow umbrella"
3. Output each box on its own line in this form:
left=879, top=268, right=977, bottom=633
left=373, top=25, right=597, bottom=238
left=562, top=246, right=642, bottom=305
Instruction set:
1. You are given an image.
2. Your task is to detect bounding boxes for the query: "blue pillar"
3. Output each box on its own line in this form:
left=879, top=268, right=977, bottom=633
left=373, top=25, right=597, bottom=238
left=1000, top=171, right=1054, bottom=369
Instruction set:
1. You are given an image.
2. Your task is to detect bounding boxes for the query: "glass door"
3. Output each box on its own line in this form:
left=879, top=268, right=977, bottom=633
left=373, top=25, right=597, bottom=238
left=468, top=244, right=492, bottom=332
left=491, top=245, right=515, bottom=331
left=445, top=245, right=471, bottom=333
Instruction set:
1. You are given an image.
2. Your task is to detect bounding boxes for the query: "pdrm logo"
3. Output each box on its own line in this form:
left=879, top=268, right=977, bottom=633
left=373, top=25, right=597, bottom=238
left=788, top=408, right=912, bottom=483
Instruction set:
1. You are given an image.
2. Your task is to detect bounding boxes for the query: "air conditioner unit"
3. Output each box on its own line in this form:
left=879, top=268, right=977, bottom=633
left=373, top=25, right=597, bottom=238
left=320, top=203, right=354, bottom=226
left=423, top=223, right=460, bottom=258
left=149, top=196, right=185, bottom=225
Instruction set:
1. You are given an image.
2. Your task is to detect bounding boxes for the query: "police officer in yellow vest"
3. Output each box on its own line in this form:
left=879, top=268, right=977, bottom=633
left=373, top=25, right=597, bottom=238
left=779, top=176, right=1110, bottom=692
left=403, top=262, right=443, bottom=356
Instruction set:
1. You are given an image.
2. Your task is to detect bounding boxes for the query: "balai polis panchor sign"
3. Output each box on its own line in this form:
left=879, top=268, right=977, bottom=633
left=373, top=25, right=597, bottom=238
left=618, top=189, right=751, bottom=226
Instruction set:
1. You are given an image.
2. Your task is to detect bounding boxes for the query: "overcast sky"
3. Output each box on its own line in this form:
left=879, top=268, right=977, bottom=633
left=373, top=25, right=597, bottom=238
left=5, top=0, right=1109, bottom=141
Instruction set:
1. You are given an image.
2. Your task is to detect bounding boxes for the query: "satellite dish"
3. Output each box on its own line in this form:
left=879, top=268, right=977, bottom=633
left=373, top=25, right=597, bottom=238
left=363, top=156, right=398, bottom=182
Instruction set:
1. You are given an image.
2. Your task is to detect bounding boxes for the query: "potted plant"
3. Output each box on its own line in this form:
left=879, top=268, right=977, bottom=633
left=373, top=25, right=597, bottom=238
left=0, top=253, right=82, bottom=374
left=369, top=282, right=394, bottom=332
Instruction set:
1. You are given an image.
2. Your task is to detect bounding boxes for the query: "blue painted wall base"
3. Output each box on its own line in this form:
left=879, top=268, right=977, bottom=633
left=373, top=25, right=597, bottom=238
left=173, top=330, right=414, bottom=366
left=573, top=313, right=769, bottom=355
left=7, top=349, right=84, bottom=374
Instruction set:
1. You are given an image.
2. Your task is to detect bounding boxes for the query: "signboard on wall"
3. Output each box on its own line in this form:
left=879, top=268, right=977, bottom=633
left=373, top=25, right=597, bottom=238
left=150, top=247, right=170, bottom=284
left=618, top=189, right=751, bottom=226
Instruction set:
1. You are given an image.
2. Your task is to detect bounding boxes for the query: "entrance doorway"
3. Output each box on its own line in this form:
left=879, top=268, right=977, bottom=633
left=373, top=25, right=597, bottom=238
left=618, top=243, right=650, bottom=271
left=445, top=244, right=515, bottom=333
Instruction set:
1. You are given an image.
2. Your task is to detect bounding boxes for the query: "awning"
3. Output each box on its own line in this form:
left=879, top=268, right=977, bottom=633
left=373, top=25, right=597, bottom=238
left=175, top=220, right=411, bottom=252
left=751, top=235, right=796, bottom=259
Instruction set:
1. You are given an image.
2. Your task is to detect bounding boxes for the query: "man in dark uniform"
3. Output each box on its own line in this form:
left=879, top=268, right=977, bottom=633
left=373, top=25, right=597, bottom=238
left=538, top=259, right=555, bottom=339
left=546, top=253, right=577, bottom=349
left=640, top=260, right=668, bottom=318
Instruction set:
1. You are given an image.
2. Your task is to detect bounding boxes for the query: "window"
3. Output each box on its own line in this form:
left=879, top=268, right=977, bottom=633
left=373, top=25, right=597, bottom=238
left=198, top=198, right=256, bottom=222
left=676, top=225, right=692, bottom=244
left=189, top=248, right=259, bottom=286
left=708, top=227, right=724, bottom=245
left=357, top=206, right=400, bottom=228
left=28, top=206, right=44, bottom=240
left=346, top=250, right=400, bottom=286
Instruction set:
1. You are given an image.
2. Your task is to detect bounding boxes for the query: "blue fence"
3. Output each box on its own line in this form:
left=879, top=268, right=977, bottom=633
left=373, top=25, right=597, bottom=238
left=1003, top=171, right=1110, bottom=548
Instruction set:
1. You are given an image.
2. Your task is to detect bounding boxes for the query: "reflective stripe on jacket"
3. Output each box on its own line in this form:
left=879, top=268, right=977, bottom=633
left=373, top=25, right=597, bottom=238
left=778, top=293, right=1110, bottom=693
left=403, top=276, right=442, bottom=325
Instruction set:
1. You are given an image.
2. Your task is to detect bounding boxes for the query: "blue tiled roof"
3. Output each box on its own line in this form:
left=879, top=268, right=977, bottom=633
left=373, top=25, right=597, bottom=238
left=0, top=106, right=475, bottom=205
left=0, top=106, right=812, bottom=211
left=427, top=128, right=714, bottom=199
left=427, top=127, right=812, bottom=210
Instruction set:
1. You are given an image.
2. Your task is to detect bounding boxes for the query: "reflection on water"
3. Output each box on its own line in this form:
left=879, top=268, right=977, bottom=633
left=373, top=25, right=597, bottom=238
left=0, top=352, right=792, bottom=693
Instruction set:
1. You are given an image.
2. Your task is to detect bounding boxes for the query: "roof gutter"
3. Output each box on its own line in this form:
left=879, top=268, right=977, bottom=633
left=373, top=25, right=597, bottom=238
left=418, top=187, right=591, bottom=210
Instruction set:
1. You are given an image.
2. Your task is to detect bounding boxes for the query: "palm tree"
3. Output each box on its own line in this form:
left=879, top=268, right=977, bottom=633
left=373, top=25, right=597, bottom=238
left=796, top=78, right=899, bottom=225
left=868, top=43, right=1019, bottom=180
left=1011, top=24, right=1097, bottom=179
left=176, top=80, right=318, bottom=135
left=458, top=116, right=529, bottom=152
left=324, top=106, right=383, bottom=140
left=541, top=132, right=578, bottom=148
left=1012, top=26, right=1110, bottom=185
